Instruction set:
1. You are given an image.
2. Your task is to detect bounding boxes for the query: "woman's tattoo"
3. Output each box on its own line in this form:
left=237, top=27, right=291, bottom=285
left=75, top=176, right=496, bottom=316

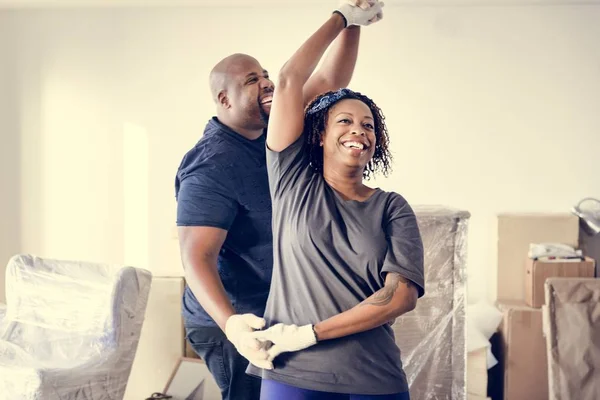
left=361, top=273, right=412, bottom=307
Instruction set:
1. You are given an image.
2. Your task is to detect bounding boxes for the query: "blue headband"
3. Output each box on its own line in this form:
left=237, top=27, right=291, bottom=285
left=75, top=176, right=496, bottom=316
left=306, top=88, right=355, bottom=115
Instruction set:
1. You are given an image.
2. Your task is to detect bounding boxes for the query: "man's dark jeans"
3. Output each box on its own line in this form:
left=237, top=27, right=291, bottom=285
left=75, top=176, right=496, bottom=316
left=186, top=326, right=261, bottom=400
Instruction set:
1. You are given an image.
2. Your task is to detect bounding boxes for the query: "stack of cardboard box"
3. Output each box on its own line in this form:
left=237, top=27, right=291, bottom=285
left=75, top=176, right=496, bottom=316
left=124, top=277, right=187, bottom=399
left=467, top=347, right=490, bottom=400
left=495, top=213, right=596, bottom=400
left=542, top=277, right=600, bottom=400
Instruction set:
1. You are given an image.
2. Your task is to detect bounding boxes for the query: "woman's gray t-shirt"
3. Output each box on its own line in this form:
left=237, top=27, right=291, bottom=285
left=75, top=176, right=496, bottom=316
left=246, top=136, right=425, bottom=395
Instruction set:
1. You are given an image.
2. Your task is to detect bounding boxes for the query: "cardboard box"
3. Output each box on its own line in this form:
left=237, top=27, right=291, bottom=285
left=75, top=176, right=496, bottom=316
left=467, top=347, right=488, bottom=398
left=124, top=277, right=186, bottom=400
left=525, top=257, right=595, bottom=308
left=497, top=301, right=548, bottom=400
left=163, top=357, right=221, bottom=400
left=497, top=213, right=579, bottom=302
left=543, top=277, right=600, bottom=400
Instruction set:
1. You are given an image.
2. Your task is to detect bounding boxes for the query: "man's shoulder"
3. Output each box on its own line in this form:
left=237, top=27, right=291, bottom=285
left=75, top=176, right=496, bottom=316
left=178, top=134, right=242, bottom=176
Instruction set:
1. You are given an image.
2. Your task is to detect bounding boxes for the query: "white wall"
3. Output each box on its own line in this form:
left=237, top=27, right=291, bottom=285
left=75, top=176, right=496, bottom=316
left=0, top=14, right=21, bottom=302
left=0, top=3, right=599, bottom=304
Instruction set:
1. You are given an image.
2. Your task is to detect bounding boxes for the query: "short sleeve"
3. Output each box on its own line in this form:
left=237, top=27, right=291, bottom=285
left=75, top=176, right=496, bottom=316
left=381, top=196, right=425, bottom=298
left=265, top=135, right=310, bottom=199
left=176, top=166, right=238, bottom=230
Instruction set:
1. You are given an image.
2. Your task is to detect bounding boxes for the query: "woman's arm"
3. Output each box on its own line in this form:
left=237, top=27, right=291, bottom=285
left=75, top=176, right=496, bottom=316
left=250, top=199, right=424, bottom=361
left=266, top=14, right=346, bottom=153
left=249, top=272, right=419, bottom=362
left=303, top=0, right=386, bottom=105
left=313, top=272, right=418, bottom=341
left=302, top=26, right=361, bottom=107
left=267, top=3, right=383, bottom=152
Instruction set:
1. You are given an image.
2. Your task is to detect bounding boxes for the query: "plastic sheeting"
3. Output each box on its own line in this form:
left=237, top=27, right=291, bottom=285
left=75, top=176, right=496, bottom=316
left=574, top=197, right=600, bottom=272
left=0, top=303, right=6, bottom=338
left=393, top=206, right=470, bottom=400
left=0, top=254, right=152, bottom=400
left=542, top=277, right=600, bottom=400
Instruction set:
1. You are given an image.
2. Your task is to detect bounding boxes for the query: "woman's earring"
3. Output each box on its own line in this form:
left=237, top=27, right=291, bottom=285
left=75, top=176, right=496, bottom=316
left=319, top=141, right=323, bottom=146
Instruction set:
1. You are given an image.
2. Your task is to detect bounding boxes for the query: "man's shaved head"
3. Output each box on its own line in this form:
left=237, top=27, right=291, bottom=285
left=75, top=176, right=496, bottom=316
left=208, top=53, right=274, bottom=137
left=209, top=53, right=261, bottom=103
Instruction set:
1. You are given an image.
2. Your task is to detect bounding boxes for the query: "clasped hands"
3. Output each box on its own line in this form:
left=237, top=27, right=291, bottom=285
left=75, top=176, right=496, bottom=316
left=225, top=314, right=318, bottom=370
left=337, top=0, right=385, bottom=27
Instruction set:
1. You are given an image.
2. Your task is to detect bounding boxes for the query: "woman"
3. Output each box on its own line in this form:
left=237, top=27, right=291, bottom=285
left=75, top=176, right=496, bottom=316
left=246, top=4, right=425, bottom=400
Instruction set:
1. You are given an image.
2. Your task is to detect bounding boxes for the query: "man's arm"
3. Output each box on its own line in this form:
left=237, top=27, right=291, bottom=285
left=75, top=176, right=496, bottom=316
left=176, top=174, right=272, bottom=369
left=302, top=25, right=361, bottom=105
left=178, top=226, right=234, bottom=331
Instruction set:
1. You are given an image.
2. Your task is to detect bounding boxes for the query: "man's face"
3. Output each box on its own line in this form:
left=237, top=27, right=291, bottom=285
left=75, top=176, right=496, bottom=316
left=226, top=57, right=274, bottom=129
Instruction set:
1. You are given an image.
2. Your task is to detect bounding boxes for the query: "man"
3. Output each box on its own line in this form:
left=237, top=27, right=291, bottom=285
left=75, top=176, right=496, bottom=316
left=175, top=2, right=383, bottom=399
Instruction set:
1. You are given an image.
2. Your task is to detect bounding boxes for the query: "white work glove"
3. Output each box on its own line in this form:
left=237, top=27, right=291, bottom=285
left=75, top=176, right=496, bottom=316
left=250, top=323, right=318, bottom=362
left=336, top=0, right=385, bottom=27
left=225, top=314, right=273, bottom=370
left=347, top=0, right=374, bottom=9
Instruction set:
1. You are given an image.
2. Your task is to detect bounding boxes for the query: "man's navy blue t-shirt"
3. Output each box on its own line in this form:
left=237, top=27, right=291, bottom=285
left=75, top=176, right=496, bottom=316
left=175, top=117, right=273, bottom=328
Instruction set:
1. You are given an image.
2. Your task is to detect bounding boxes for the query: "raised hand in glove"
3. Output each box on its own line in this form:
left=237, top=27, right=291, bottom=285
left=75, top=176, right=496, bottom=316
left=336, top=0, right=385, bottom=27
left=249, top=323, right=318, bottom=362
left=225, top=314, right=273, bottom=370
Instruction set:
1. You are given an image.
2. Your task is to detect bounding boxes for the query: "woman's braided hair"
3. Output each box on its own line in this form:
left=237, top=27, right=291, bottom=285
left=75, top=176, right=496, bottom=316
left=303, top=88, right=392, bottom=180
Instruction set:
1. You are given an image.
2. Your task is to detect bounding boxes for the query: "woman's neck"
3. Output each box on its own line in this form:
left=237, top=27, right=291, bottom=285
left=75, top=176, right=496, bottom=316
left=323, top=168, right=374, bottom=201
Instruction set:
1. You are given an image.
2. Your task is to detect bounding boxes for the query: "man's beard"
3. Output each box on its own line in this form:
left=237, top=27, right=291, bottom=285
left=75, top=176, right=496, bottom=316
left=257, top=99, right=270, bottom=125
